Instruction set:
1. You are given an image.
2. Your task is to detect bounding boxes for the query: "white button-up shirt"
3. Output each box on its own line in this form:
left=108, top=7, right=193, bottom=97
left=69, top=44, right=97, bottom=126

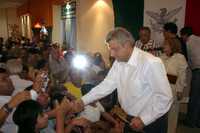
left=82, top=47, right=173, bottom=125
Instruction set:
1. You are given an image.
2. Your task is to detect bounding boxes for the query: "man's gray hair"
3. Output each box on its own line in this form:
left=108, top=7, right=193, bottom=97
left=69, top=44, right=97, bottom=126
left=105, top=27, right=135, bottom=45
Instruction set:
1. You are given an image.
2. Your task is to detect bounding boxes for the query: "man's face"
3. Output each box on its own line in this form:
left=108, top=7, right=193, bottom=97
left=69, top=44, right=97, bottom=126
left=163, top=40, right=172, bottom=56
left=163, top=30, right=176, bottom=39
left=163, top=30, right=170, bottom=39
left=107, top=40, right=131, bottom=62
left=181, top=34, right=188, bottom=43
left=37, top=92, right=50, bottom=108
left=139, top=30, right=150, bottom=44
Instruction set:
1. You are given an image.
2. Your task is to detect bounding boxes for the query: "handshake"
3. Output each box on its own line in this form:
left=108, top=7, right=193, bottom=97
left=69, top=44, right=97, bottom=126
left=55, top=98, right=85, bottom=115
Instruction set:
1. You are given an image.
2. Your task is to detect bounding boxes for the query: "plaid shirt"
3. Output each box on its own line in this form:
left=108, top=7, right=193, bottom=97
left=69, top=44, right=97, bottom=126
left=135, top=39, right=162, bottom=57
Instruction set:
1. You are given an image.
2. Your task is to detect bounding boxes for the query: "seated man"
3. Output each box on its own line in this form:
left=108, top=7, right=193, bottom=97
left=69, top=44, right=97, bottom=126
left=135, top=26, right=162, bottom=56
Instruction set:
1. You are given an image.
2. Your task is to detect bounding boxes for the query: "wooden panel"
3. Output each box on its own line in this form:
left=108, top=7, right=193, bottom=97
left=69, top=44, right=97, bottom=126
left=17, top=0, right=53, bottom=26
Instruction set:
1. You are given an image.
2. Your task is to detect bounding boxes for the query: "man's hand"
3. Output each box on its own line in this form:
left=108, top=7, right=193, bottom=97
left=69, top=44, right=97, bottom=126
left=59, top=97, right=72, bottom=114
left=111, top=121, right=124, bottom=133
left=70, top=99, right=84, bottom=113
left=55, top=97, right=72, bottom=115
left=130, top=117, right=144, bottom=132
left=8, top=91, right=31, bottom=108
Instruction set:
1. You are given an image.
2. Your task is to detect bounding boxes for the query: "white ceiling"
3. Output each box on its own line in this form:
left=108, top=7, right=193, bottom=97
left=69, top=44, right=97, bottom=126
left=0, top=0, right=27, bottom=8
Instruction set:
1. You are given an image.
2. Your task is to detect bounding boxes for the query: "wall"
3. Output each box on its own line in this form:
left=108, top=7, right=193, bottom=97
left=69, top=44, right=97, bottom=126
left=0, top=8, right=20, bottom=41
left=143, top=0, right=186, bottom=45
left=17, top=0, right=53, bottom=27
left=29, top=0, right=52, bottom=26
left=76, top=0, right=114, bottom=64
left=0, top=9, right=8, bottom=40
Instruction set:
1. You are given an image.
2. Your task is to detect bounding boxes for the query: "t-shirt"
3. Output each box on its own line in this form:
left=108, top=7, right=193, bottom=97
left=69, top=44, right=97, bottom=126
left=79, top=102, right=105, bottom=122
left=64, top=82, right=82, bottom=99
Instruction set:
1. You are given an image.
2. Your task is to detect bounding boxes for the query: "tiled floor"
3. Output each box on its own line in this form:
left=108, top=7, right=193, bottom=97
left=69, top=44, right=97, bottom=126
left=177, top=124, right=200, bottom=133
left=177, top=113, right=200, bottom=133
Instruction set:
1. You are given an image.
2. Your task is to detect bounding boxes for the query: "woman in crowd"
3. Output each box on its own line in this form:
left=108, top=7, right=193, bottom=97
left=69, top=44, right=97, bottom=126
left=13, top=100, right=49, bottom=133
left=160, top=38, right=188, bottom=133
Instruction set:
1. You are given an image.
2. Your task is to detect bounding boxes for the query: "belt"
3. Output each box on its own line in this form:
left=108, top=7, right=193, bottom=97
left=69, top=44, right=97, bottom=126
left=192, top=68, right=200, bottom=72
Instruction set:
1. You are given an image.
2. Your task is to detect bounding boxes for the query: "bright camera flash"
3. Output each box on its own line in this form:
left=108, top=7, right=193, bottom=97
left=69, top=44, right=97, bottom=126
left=72, top=55, right=88, bottom=70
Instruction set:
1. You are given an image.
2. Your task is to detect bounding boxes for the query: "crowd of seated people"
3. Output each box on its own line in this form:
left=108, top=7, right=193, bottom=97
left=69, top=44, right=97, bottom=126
left=0, top=22, right=199, bottom=133
left=0, top=34, right=121, bottom=133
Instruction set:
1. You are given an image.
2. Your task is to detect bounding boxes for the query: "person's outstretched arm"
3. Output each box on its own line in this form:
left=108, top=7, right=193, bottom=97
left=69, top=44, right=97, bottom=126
left=0, top=91, right=30, bottom=127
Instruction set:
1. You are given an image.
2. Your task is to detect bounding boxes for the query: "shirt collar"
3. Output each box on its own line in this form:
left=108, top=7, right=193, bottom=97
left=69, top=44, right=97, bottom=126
left=127, top=47, right=139, bottom=67
left=9, top=75, right=20, bottom=79
left=187, top=34, right=194, bottom=43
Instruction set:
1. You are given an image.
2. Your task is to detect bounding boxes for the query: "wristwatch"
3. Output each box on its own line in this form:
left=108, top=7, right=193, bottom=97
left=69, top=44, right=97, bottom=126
left=2, top=103, right=13, bottom=114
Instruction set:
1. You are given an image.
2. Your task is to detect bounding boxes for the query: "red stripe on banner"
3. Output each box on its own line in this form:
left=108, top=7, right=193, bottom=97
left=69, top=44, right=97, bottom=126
left=185, top=0, right=200, bottom=36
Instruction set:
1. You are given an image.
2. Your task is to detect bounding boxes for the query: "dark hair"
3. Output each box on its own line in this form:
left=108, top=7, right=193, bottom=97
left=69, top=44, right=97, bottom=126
left=35, top=59, right=48, bottom=70
left=163, top=22, right=178, bottom=34
left=49, top=92, right=66, bottom=109
left=180, top=27, right=193, bottom=36
left=0, top=68, right=6, bottom=73
left=140, top=26, right=151, bottom=33
left=13, top=100, right=43, bottom=133
left=0, top=37, right=3, bottom=42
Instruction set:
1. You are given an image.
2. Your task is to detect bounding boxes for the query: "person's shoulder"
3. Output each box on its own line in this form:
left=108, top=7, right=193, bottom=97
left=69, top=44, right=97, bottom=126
left=138, top=50, right=163, bottom=69
left=173, top=53, right=185, bottom=59
left=159, top=53, right=167, bottom=60
left=135, top=40, right=141, bottom=44
left=191, top=34, right=200, bottom=39
left=140, top=49, right=162, bottom=63
left=189, top=35, right=200, bottom=42
left=173, top=53, right=187, bottom=65
left=135, top=40, right=142, bottom=47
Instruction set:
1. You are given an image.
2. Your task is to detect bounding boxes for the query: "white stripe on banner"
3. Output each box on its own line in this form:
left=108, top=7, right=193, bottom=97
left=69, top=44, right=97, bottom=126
left=143, top=0, right=186, bottom=46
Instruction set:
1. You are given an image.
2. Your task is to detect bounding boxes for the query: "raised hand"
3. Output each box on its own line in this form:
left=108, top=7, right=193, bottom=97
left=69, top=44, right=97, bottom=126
left=8, top=91, right=31, bottom=108
left=70, top=99, right=84, bottom=113
left=130, top=117, right=144, bottom=132
left=54, top=97, right=72, bottom=115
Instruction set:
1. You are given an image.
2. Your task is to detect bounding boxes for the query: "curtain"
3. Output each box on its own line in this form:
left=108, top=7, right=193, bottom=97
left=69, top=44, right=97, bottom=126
left=185, top=0, right=200, bottom=36
left=112, top=0, right=144, bottom=39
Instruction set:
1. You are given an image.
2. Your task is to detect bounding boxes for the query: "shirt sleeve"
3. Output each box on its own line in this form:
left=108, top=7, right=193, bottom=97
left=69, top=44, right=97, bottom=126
left=81, top=62, right=118, bottom=105
left=96, top=102, right=105, bottom=113
left=139, top=59, right=173, bottom=125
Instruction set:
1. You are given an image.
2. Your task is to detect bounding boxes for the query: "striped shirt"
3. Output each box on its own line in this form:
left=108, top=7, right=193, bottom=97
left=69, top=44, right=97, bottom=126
left=135, top=39, right=162, bottom=57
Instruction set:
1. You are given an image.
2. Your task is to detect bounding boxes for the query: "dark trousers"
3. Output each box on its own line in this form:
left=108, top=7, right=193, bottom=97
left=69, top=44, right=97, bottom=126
left=124, top=113, right=168, bottom=133
left=186, top=69, right=200, bottom=126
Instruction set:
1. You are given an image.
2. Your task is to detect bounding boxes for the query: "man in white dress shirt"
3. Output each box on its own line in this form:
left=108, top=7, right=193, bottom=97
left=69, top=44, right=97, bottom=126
left=71, top=27, right=173, bottom=133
